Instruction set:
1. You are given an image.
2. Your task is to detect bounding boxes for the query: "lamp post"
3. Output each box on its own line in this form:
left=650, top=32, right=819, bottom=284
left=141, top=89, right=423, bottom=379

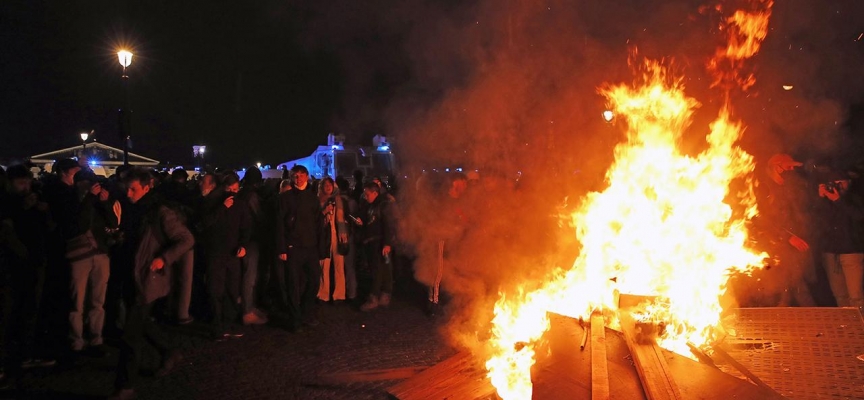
left=118, top=50, right=133, bottom=166
left=80, top=132, right=89, bottom=151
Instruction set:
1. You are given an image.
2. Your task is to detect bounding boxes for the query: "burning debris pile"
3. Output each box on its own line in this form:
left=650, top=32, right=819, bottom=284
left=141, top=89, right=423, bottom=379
left=485, top=1, right=775, bottom=399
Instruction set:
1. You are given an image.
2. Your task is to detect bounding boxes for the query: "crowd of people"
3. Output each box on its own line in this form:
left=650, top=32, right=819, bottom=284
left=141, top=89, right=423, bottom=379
left=1, top=150, right=862, bottom=399
left=0, top=159, right=428, bottom=399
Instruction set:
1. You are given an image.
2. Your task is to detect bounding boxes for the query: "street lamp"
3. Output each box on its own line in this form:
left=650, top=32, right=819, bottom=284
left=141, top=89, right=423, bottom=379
left=118, top=50, right=132, bottom=76
left=117, top=49, right=133, bottom=165
left=80, top=132, right=89, bottom=150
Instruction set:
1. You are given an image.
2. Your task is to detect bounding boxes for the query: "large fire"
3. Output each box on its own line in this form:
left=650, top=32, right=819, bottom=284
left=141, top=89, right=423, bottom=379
left=485, top=2, right=774, bottom=400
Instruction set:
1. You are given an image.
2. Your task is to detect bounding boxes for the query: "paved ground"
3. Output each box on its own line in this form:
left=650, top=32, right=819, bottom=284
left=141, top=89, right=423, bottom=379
left=1, top=294, right=455, bottom=400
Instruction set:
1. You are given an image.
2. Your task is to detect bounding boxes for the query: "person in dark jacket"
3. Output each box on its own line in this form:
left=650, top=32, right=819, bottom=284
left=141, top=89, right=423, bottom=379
left=357, top=183, right=396, bottom=312
left=814, top=170, right=864, bottom=309
left=237, top=167, right=268, bottom=325
left=751, top=153, right=816, bottom=307
left=198, top=174, right=250, bottom=339
left=0, top=165, right=55, bottom=375
left=276, top=165, right=322, bottom=330
left=43, top=159, right=118, bottom=353
left=110, top=168, right=194, bottom=400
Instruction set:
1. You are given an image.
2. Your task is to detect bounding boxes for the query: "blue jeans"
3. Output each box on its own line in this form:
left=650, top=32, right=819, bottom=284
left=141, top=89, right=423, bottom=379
left=241, top=242, right=260, bottom=313
left=822, top=253, right=864, bottom=308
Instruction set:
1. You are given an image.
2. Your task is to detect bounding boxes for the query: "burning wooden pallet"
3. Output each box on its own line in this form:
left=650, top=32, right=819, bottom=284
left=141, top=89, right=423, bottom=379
left=387, top=312, right=785, bottom=400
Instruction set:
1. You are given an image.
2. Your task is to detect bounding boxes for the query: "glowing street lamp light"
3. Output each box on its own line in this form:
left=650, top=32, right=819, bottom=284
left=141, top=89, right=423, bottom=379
left=117, top=50, right=133, bottom=74
left=117, top=49, right=133, bottom=165
left=256, top=162, right=262, bottom=169
left=80, top=131, right=89, bottom=151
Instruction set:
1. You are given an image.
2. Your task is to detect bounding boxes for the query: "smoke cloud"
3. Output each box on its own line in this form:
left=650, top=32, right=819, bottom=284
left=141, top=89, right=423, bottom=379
left=292, top=0, right=864, bottom=350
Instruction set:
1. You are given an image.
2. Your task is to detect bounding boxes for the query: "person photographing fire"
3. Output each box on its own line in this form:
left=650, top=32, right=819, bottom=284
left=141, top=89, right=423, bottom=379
left=751, top=153, right=817, bottom=307
left=814, top=170, right=864, bottom=310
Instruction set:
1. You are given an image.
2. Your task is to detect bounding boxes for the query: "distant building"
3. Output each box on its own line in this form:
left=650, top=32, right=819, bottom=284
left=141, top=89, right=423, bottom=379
left=30, top=142, right=159, bottom=176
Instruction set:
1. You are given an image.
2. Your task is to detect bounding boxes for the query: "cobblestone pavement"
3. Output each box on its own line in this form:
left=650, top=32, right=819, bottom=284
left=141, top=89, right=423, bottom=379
left=2, top=294, right=456, bottom=400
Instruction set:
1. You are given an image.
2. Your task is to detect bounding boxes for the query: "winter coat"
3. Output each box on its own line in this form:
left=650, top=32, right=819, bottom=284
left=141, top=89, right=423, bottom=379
left=358, top=196, right=395, bottom=247
left=276, top=185, right=322, bottom=253
left=131, top=194, right=195, bottom=304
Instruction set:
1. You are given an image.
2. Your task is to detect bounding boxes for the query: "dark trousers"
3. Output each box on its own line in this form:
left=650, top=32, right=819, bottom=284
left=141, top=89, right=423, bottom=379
left=207, top=255, right=241, bottom=333
left=0, top=261, right=45, bottom=369
left=114, top=300, right=174, bottom=390
left=364, top=241, right=392, bottom=296
left=283, top=246, right=321, bottom=328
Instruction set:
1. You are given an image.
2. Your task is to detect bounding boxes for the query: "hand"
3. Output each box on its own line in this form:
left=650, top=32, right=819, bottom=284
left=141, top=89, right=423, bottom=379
left=89, top=183, right=102, bottom=196
left=278, top=253, right=287, bottom=261
left=236, top=247, right=246, bottom=258
left=818, top=184, right=841, bottom=201
left=355, top=218, right=363, bottom=226
left=223, top=196, right=234, bottom=209
left=99, top=189, right=110, bottom=202
left=323, top=204, right=334, bottom=215
left=150, top=257, right=166, bottom=271
left=339, top=233, right=348, bottom=243
left=788, top=235, right=809, bottom=252
left=382, top=245, right=392, bottom=257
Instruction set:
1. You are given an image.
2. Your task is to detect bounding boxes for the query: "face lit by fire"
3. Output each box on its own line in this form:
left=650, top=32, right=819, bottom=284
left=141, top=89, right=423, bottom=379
left=200, top=175, right=216, bottom=196
left=767, top=154, right=803, bottom=185
left=364, top=188, right=379, bottom=203
left=126, top=180, right=150, bottom=204
left=225, top=182, right=240, bottom=194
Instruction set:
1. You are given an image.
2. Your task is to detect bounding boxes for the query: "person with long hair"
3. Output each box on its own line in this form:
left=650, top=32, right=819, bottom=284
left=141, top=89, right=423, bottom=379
left=317, top=177, right=347, bottom=304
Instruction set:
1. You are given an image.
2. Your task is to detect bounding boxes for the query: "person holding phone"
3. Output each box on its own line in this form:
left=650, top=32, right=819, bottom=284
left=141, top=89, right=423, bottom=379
left=197, top=174, right=251, bottom=340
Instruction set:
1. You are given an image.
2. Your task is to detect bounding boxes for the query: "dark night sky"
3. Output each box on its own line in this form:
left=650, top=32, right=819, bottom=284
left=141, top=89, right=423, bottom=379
left=1, top=1, right=363, bottom=167
left=1, top=1, right=863, bottom=168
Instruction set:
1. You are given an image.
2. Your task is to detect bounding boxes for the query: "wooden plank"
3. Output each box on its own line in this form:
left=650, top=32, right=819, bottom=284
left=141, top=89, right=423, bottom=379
left=590, top=313, right=610, bottom=400
left=387, top=352, right=496, bottom=400
left=535, top=313, right=784, bottom=400
left=312, top=366, right=428, bottom=385
left=619, top=312, right=683, bottom=400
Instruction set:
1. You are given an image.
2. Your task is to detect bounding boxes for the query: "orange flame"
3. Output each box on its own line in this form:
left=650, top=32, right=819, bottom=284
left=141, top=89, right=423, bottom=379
left=708, top=0, right=774, bottom=91
left=485, top=3, right=774, bottom=399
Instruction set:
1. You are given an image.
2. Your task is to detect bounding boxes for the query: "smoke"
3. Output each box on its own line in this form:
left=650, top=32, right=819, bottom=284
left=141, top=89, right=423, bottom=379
left=292, top=0, right=864, bottom=350
left=737, top=1, right=864, bottom=161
